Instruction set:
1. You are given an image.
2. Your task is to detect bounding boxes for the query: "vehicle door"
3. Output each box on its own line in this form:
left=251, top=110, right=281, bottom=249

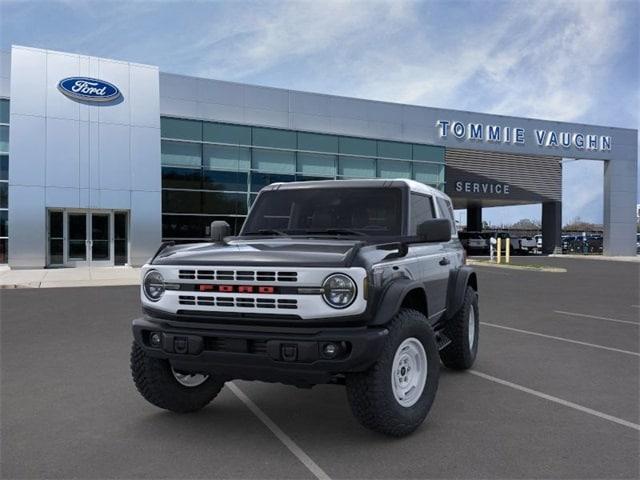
left=407, top=193, right=449, bottom=319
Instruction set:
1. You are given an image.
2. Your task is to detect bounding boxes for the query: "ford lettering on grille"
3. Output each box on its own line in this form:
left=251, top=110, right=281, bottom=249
left=198, top=284, right=276, bottom=293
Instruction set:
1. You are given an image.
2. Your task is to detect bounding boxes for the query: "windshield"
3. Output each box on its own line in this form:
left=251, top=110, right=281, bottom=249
left=242, top=187, right=403, bottom=237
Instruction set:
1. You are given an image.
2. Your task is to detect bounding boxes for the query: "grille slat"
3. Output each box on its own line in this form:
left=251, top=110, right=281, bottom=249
left=178, top=269, right=297, bottom=283
left=178, top=295, right=297, bottom=310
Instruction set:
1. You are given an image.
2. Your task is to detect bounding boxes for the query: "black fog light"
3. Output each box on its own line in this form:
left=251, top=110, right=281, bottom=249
left=150, top=332, right=162, bottom=348
left=322, top=342, right=339, bottom=358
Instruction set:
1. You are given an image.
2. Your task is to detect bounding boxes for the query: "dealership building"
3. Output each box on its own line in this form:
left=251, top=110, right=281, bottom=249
left=0, top=45, right=637, bottom=268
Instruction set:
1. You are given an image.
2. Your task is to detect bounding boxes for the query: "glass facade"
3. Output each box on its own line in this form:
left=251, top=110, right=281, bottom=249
left=0, top=99, right=8, bottom=263
left=160, top=116, right=445, bottom=242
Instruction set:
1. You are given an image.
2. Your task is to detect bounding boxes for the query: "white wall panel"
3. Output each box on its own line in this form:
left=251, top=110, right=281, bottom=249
left=9, top=114, right=46, bottom=186
left=198, top=78, right=244, bottom=105
left=46, top=51, right=80, bottom=121
left=10, top=47, right=46, bottom=116
left=100, top=189, right=131, bottom=209
left=46, top=117, right=79, bottom=188
left=130, top=190, right=161, bottom=266
left=244, top=85, right=288, bottom=112
left=8, top=185, right=46, bottom=267
left=98, top=59, right=130, bottom=125
left=130, top=125, right=161, bottom=191
left=46, top=186, right=79, bottom=207
left=98, top=122, right=130, bottom=190
left=130, top=66, right=160, bottom=128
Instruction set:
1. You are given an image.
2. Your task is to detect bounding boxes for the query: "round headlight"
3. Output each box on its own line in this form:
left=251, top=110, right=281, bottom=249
left=322, top=273, right=356, bottom=309
left=143, top=270, right=165, bottom=302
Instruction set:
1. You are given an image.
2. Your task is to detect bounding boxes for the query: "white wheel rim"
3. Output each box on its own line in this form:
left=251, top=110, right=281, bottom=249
left=391, top=337, right=428, bottom=408
left=171, top=367, right=209, bottom=387
left=468, top=306, right=476, bottom=348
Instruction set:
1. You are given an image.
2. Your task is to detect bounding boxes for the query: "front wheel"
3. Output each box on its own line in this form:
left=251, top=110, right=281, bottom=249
left=130, top=341, right=225, bottom=413
left=345, top=309, right=440, bottom=437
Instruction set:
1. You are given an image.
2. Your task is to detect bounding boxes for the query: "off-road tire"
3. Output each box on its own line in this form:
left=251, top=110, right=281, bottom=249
left=345, top=308, right=440, bottom=437
left=130, top=341, right=225, bottom=413
left=440, top=286, right=478, bottom=370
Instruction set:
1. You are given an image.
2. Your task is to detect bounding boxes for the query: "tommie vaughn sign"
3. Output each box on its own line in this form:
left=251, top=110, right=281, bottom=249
left=436, top=120, right=612, bottom=152
left=58, top=77, right=121, bottom=102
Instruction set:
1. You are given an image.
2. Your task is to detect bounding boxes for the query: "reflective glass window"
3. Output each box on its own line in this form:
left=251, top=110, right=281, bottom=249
left=0, top=210, right=7, bottom=237
left=202, top=170, right=248, bottom=191
left=378, top=141, right=411, bottom=160
left=339, top=137, right=376, bottom=157
left=202, top=192, right=247, bottom=215
left=0, top=182, right=6, bottom=208
left=250, top=172, right=295, bottom=192
left=162, top=167, right=202, bottom=189
left=161, top=141, right=201, bottom=167
left=0, top=100, right=8, bottom=124
left=162, top=190, right=202, bottom=213
left=0, top=238, right=6, bottom=263
left=203, top=122, right=251, bottom=145
left=413, top=144, right=445, bottom=163
left=409, top=194, right=435, bottom=235
left=0, top=126, right=8, bottom=153
left=338, top=156, right=376, bottom=178
left=413, top=163, right=443, bottom=186
left=161, top=117, right=201, bottom=141
left=378, top=159, right=411, bottom=178
left=297, top=152, right=336, bottom=177
left=252, top=149, right=295, bottom=174
left=297, top=132, right=338, bottom=153
left=203, top=144, right=250, bottom=171
left=0, top=155, right=7, bottom=181
left=252, top=127, right=296, bottom=149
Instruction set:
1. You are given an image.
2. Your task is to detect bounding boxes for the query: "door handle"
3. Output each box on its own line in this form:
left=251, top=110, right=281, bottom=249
left=439, top=257, right=450, bottom=266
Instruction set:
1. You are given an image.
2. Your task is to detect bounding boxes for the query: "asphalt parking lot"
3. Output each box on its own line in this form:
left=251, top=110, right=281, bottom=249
left=1, top=257, right=639, bottom=479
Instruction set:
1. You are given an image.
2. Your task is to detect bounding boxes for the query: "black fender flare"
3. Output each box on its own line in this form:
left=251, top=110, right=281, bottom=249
left=370, top=278, right=428, bottom=326
left=446, top=266, right=478, bottom=319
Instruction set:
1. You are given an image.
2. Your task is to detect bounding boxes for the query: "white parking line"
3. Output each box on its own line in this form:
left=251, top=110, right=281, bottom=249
left=481, top=322, right=640, bottom=357
left=470, top=370, right=640, bottom=431
left=228, top=382, right=331, bottom=480
left=554, top=310, right=639, bottom=326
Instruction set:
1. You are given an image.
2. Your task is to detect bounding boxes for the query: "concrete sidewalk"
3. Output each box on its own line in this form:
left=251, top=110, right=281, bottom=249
left=0, top=266, right=141, bottom=289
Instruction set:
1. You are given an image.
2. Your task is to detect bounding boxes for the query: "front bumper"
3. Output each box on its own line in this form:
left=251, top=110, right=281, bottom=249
left=132, top=316, right=388, bottom=386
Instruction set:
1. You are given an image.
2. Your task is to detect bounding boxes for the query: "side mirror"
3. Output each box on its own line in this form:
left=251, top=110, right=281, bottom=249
left=210, top=220, right=231, bottom=242
left=417, top=218, right=452, bottom=243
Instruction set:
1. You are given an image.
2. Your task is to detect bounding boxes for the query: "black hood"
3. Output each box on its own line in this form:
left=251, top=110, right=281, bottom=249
left=151, top=238, right=364, bottom=267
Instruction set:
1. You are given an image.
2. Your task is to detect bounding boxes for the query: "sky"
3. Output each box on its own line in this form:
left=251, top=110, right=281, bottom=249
left=1, top=0, right=638, bottom=226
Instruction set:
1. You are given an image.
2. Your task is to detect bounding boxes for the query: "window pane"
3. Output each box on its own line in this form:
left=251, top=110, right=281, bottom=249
left=49, top=239, right=62, bottom=265
left=0, top=155, right=7, bottom=181
left=413, top=163, right=443, bottom=185
left=161, top=141, right=201, bottom=167
left=297, top=152, right=336, bottom=177
left=378, top=159, right=411, bottom=178
left=162, top=190, right=202, bottom=213
left=297, top=132, right=338, bottom=153
left=48, top=211, right=63, bottom=238
left=114, top=213, right=127, bottom=240
left=0, top=238, right=6, bottom=263
left=409, top=194, right=435, bottom=234
left=163, top=215, right=242, bottom=239
left=250, top=172, right=295, bottom=192
left=252, top=127, right=296, bottom=149
left=202, top=170, right=248, bottom=191
left=413, top=144, right=445, bottom=163
left=0, top=126, right=8, bottom=153
left=0, top=183, right=7, bottom=208
left=162, top=167, right=202, bottom=189
left=161, top=117, right=201, bottom=141
left=203, top=122, right=251, bottom=145
left=339, top=137, right=376, bottom=157
left=0, top=99, right=9, bottom=124
left=436, top=197, right=456, bottom=234
left=203, top=144, right=250, bottom=171
left=378, top=141, right=411, bottom=160
left=0, top=210, right=7, bottom=237
left=202, top=192, right=247, bottom=214
left=338, top=156, right=376, bottom=178
left=252, top=148, right=295, bottom=174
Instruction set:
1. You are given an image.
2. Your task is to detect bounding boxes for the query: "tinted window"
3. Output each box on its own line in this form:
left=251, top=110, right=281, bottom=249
left=436, top=197, right=456, bottom=234
left=162, top=167, right=202, bottom=189
left=243, top=187, right=402, bottom=236
left=409, top=194, right=435, bottom=235
left=202, top=170, right=248, bottom=191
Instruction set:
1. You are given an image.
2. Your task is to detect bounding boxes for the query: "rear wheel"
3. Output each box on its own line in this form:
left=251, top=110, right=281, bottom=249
left=130, top=341, right=225, bottom=413
left=345, top=308, right=440, bottom=437
left=440, top=286, right=479, bottom=370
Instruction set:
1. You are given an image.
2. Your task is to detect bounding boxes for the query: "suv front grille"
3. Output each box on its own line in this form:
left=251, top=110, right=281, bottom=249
left=178, top=269, right=298, bottom=282
left=178, top=295, right=298, bottom=310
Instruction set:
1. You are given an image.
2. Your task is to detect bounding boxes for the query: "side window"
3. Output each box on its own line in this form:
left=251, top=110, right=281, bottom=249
left=436, top=197, right=457, bottom=234
left=409, top=193, right=435, bottom=235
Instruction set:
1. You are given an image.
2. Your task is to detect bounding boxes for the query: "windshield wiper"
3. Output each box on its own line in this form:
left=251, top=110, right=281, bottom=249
left=244, top=229, right=289, bottom=236
left=304, top=228, right=366, bottom=237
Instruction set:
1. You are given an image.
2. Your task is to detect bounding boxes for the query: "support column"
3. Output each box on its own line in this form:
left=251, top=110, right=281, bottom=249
left=542, top=201, right=562, bottom=254
left=467, top=205, right=482, bottom=231
left=603, top=155, right=637, bottom=256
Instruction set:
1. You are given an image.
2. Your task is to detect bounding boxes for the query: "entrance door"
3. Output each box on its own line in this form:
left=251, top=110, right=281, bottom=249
left=48, top=210, right=129, bottom=267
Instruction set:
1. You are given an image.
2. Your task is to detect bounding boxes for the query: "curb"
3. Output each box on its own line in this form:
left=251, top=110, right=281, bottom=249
left=467, top=260, right=566, bottom=273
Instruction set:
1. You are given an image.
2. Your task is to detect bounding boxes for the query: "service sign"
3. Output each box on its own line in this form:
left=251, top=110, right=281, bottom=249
left=58, top=77, right=121, bottom=102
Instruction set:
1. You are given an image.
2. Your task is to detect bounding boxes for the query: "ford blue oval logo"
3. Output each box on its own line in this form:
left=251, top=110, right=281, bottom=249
left=58, top=77, right=121, bottom=102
